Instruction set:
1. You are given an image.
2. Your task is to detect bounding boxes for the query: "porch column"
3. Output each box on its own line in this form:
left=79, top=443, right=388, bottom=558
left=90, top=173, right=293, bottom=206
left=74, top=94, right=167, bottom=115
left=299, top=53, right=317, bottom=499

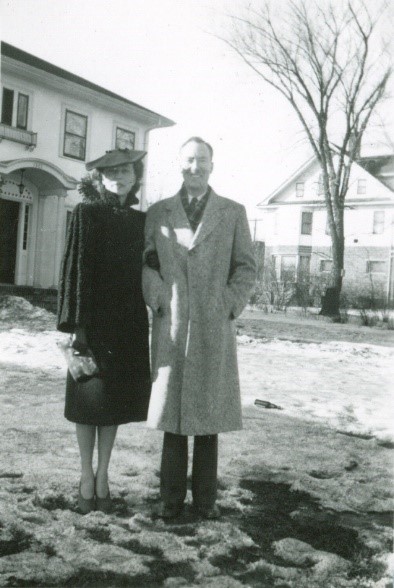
left=33, top=188, right=67, bottom=288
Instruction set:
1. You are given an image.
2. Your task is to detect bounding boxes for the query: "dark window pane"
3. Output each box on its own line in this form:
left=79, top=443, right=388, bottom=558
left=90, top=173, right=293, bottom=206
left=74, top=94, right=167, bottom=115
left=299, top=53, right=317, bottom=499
left=64, top=135, right=86, bottom=160
left=1, top=88, right=14, bottom=125
left=115, top=127, right=135, bottom=150
left=320, top=259, right=333, bottom=272
left=298, top=255, right=310, bottom=279
left=280, top=255, right=296, bottom=281
left=65, top=111, right=87, bottom=137
left=16, top=94, right=29, bottom=129
left=301, top=211, right=313, bottom=235
left=63, top=110, right=87, bottom=160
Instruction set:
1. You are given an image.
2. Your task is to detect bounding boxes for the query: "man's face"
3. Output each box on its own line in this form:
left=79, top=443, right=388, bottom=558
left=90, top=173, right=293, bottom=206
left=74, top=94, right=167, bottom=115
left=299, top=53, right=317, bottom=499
left=101, top=163, right=136, bottom=196
left=180, top=141, right=213, bottom=194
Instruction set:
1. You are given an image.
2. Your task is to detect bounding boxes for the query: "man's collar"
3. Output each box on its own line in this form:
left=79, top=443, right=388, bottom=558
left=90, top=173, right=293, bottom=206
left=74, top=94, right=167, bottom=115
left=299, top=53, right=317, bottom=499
left=180, top=184, right=211, bottom=202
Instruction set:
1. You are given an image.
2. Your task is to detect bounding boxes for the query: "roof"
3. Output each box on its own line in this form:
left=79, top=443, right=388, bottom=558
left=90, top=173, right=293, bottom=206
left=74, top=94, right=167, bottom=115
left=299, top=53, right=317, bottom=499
left=358, top=154, right=394, bottom=181
left=1, top=42, right=175, bottom=127
left=258, top=152, right=394, bottom=207
left=257, top=156, right=317, bottom=206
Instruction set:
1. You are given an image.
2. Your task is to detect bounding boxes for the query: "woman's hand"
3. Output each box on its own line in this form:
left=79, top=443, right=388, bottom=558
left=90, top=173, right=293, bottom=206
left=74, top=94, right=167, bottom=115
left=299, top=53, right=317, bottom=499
left=72, top=327, right=89, bottom=353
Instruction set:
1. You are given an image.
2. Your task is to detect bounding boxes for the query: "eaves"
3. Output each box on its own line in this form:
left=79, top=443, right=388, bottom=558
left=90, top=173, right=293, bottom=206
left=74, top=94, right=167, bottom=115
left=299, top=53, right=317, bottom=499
left=2, top=56, right=174, bottom=129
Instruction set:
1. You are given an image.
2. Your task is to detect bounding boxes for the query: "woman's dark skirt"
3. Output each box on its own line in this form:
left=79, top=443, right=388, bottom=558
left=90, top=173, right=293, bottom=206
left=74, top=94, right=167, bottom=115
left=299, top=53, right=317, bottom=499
left=64, top=345, right=151, bottom=426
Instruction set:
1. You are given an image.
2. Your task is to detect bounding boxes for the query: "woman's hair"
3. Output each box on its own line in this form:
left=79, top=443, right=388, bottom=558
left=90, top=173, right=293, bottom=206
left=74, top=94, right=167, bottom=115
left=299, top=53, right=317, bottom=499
left=91, top=159, right=144, bottom=205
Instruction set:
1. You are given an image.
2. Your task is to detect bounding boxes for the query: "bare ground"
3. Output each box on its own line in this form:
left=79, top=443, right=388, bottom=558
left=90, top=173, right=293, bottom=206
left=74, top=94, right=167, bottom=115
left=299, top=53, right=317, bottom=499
left=0, top=296, right=393, bottom=588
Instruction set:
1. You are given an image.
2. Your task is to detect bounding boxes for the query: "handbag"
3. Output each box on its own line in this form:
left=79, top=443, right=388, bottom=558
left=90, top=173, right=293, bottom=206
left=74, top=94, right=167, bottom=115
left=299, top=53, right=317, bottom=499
left=58, top=337, right=99, bottom=383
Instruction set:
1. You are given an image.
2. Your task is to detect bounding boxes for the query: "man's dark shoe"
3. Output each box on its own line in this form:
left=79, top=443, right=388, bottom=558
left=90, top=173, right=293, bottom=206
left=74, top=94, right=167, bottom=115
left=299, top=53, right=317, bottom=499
left=194, top=504, right=221, bottom=519
left=158, top=502, right=184, bottom=519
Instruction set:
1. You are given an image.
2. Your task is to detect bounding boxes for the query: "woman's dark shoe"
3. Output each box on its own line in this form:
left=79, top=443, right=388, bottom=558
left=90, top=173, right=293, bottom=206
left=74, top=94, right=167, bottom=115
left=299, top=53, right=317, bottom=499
left=78, top=483, right=95, bottom=515
left=95, top=478, right=112, bottom=513
left=96, top=490, right=112, bottom=513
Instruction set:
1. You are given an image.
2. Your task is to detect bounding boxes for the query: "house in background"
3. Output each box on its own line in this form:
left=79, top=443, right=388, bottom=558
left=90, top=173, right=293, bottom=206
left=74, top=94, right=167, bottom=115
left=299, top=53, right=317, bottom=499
left=256, top=154, right=394, bottom=307
left=0, top=42, right=174, bottom=289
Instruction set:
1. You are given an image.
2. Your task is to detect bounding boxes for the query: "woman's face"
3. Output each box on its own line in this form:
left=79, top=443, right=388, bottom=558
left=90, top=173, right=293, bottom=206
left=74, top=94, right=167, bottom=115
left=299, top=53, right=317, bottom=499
left=101, top=163, right=136, bottom=196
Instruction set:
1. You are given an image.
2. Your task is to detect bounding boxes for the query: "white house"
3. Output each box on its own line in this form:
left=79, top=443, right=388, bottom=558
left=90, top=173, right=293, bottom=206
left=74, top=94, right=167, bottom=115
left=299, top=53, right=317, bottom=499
left=0, top=42, right=174, bottom=289
left=256, top=154, right=394, bottom=306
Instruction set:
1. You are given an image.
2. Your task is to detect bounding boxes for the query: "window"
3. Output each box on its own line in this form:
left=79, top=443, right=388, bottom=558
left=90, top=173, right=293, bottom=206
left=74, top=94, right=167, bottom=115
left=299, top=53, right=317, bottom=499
left=298, top=255, right=310, bottom=280
left=296, top=182, right=304, bottom=198
left=357, top=179, right=366, bottom=194
left=115, top=127, right=135, bottom=150
left=1, top=88, right=14, bottom=125
left=17, top=93, right=29, bottom=129
left=320, top=259, right=333, bottom=272
left=366, top=260, right=386, bottom=274
left=280, top=255, right=296, bottom=281
left=301, top=211, right=313, bottom=235
left=317, top=174, right=324, bottom=196
left=63, top=110, right=87, bottom=160
left=1, top=88, right=30, bottom=128
left=372, top=211, right=385, bottom=234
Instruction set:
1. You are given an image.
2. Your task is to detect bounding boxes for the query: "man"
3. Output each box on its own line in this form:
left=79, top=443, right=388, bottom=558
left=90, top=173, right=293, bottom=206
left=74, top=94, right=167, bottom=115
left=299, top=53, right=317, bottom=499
left=143, top=137, right=255, bottom=519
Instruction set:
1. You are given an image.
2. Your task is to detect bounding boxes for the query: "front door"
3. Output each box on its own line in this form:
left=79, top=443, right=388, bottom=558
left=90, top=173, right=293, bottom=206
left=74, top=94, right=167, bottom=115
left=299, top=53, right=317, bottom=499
left=0, top=199, right=20, bottom=283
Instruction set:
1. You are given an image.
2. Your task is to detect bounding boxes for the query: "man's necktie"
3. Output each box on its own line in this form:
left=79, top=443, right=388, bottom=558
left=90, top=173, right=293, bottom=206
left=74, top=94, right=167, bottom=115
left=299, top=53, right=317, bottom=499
left=188, top=198, right=198, bottom=216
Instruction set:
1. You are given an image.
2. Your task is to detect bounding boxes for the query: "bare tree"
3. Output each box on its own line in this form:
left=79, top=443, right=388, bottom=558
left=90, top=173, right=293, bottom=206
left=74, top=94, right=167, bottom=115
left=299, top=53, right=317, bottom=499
left=222, top=0, right=392, bottom=315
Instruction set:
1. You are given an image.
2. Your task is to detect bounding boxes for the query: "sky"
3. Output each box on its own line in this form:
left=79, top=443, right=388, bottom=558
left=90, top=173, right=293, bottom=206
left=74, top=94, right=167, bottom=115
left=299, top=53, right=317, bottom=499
left=1, top=0, right=393, bottom=218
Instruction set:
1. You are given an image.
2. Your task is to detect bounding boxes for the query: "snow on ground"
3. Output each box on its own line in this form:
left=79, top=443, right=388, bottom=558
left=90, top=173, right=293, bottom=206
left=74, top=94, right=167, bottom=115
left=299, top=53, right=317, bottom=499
left=238, top=336, right=394, bottom=442
left=1, top=316, right=393, bottom=442
left=0, top=296, right=393, bottom=587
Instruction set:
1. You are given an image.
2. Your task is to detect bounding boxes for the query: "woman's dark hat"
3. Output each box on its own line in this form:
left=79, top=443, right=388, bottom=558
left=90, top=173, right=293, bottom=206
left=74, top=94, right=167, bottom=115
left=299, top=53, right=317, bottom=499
left=86, top=148, right=147, bottom=171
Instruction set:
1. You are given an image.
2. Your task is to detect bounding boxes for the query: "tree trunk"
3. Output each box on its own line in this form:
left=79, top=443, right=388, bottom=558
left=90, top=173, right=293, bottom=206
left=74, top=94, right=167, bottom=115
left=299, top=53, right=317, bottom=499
left=320, top=223, right=344, bottom=318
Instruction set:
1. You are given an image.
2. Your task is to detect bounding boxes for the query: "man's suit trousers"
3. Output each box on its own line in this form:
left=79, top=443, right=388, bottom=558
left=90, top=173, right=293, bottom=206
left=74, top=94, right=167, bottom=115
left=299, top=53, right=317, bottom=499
left=160, top=432, right=218, bottom=507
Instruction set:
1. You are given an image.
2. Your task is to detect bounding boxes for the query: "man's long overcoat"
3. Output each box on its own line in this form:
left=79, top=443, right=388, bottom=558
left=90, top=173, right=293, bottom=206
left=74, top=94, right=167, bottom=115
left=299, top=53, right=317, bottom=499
left=142, top=189, right=256, bottom=435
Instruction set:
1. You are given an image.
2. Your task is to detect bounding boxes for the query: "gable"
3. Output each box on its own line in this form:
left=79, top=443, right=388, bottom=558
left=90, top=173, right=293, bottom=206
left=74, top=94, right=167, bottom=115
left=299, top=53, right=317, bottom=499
left=259, top=156, right=394, bottom=209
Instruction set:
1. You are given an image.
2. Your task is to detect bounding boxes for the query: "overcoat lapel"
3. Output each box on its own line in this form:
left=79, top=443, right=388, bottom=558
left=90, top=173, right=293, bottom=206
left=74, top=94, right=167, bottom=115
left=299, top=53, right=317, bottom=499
left=164, top=189, right=227, bottom=251
left=190, top=189, right=227, bottom=250
left=164, top=192, right=194, bottom=250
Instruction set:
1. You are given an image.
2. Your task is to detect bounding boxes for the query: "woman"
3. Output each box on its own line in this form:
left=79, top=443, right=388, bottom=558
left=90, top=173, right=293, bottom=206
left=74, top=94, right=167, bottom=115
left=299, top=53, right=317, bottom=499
left=57, top=148, right=151, bottom=514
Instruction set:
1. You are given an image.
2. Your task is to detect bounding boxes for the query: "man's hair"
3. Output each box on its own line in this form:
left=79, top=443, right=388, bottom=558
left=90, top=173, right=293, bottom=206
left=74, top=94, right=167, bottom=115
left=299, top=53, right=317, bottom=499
left=181, top=136, right=214, bottom=159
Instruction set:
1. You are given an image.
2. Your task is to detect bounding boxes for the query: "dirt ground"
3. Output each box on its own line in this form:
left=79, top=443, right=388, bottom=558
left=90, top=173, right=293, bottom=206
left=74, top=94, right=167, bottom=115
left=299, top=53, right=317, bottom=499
left=0, top=296, right=393, bottom=588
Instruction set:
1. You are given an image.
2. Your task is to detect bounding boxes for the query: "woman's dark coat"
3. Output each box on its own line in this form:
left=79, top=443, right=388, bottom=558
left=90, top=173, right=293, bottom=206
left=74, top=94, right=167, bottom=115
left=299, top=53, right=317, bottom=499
left=57, top=201, right=151, bottom=426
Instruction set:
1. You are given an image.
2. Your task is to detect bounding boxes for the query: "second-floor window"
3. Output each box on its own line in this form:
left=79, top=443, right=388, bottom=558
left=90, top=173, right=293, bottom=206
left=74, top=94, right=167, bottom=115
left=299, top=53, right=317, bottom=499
left=301, top=211, right=313, bottom=235
left=115, top=127, right=135, bottom=150
left=296, top=182, right=304, bottom=198
left=1, top=88, right=14, bottom=125
left=372, top=211, right=385, bottom=234
left=317, top=174, right=324, bottom=196
left=63, top=110, right=87, bottom=161
left=1, top=88, right=29, bottom=129
left=357, top=179, right=367, bottom=194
